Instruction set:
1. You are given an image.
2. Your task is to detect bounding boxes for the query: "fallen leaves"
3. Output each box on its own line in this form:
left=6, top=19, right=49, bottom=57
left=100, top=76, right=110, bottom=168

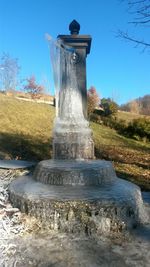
left=95, top=144, right=150, bottom=190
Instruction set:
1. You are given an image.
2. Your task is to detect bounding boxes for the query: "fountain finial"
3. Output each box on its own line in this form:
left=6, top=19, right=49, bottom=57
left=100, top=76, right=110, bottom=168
left=69, top=20, right=80, bottom=35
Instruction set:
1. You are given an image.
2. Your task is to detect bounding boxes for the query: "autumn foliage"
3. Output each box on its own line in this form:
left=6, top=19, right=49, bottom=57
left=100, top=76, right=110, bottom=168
left=120, top=95, right=150, bottom=116
left=87, top=86, right=100, bottom=117
left=24, top=75, right=45, bottom=99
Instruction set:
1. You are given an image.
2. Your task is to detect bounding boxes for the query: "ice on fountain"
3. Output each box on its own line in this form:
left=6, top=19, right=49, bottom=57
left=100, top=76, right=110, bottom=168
left=48, top=36, right=86, bottom=122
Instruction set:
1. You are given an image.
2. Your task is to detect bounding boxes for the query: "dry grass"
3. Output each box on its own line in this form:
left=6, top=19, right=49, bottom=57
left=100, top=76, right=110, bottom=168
left=0, top=94, right=55, bottom=160
left=117, top=110, right=150, bottom=122
left=92, top=123, right=150, bottom=190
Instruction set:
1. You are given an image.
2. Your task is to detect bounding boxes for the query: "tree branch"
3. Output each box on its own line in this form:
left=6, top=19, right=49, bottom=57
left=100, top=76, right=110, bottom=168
left=129, top=19, right=150, bottom=23
left=118, top=0, right=150, bottom=51
left=117, top=30, right=150, bottom=47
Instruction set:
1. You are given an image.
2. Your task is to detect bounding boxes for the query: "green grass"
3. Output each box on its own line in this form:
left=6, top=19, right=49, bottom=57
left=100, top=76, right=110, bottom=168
left=0, top=94, right=150, bottom=190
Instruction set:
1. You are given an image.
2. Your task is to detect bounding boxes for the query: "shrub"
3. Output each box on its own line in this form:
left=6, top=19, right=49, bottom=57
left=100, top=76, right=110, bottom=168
left=101, top=98, right=118, bottom=117
left=94, top=114, right=150, bottom=142
left=125, top=118, right=150, bottom=141
left=89, top=113, right=102, bottom=123
left=100, top=116, right=126, bottom=131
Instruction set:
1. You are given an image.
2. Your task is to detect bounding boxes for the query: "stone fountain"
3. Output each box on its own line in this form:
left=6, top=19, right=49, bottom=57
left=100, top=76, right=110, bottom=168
left=9, top=20, right=147, bottom=236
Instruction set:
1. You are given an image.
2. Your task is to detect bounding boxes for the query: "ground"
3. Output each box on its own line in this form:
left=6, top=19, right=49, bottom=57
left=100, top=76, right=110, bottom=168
left=0, top=169, right=150, bottom=267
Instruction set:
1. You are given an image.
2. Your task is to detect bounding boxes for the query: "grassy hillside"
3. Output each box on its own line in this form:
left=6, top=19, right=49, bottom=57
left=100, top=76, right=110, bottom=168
left=0, top=94, right=55, bottom=160
left=117, top=110, right=149, bottom=122
left=0, top=94, right=150, bottom=190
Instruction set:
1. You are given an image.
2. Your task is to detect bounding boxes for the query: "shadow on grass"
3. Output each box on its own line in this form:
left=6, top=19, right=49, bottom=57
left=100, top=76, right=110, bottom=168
left=0, top=132, right=53, bottom=161
left=95, top=144, right=150, bottom=191
left=95, top=144, right=150, bottom=166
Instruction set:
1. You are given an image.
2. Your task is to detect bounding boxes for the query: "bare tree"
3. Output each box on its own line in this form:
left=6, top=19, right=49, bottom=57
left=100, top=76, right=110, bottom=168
left=118, top=0, right=150, bottom=51
left=0, top=53, right=20, bottom=92
left=129, top=99, right=141, bottom=113
left=120, top=94, right=150, bottom=115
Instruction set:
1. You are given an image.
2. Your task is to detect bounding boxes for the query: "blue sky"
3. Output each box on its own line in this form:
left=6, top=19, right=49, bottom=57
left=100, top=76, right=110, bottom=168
left=0, top=0, right=149, bottom=104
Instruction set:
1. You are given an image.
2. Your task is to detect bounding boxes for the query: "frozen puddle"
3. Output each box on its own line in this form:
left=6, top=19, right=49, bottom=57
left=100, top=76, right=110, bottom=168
left=0, top=160, right=36, bottom=169
left=142, top=192, right=150, bottom=205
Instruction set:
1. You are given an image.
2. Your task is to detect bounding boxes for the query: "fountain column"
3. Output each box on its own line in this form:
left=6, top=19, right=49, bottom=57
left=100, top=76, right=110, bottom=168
left=53, top=20, right=94, bottom=160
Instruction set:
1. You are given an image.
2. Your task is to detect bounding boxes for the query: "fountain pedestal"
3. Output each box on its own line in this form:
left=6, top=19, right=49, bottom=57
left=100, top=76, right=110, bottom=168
left=8, top=20, right=148, bottom=237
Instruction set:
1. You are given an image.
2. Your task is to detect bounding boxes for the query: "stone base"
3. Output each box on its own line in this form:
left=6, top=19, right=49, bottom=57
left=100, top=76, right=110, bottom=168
left=9, top=175, right=148, bottom=236
left=33, top=160, right=116, bottom=185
